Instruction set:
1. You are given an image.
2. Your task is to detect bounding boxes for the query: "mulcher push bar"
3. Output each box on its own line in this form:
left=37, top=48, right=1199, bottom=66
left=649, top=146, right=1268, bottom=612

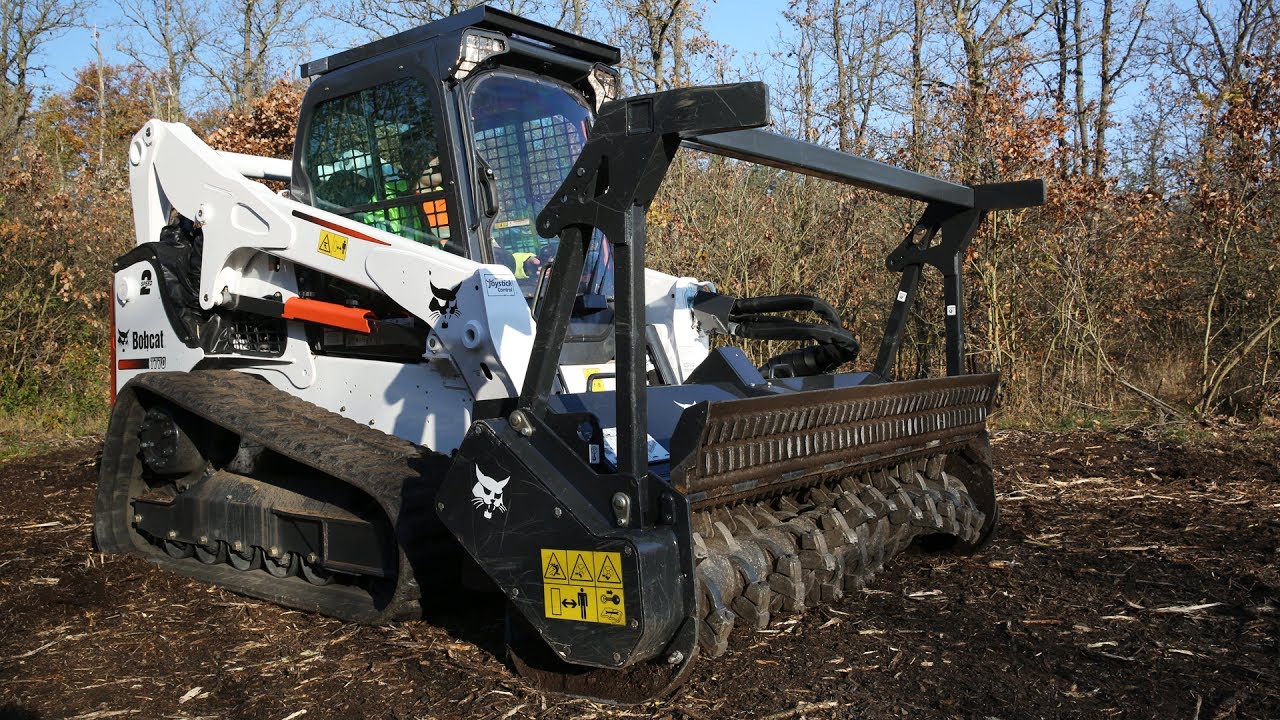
left=684, top=129, right=1045, bottom=210
left=532, top=80, right=1045, bottom=515
left=533, top=82, right=773, bottom=516
left=684, top=128, right=1045, bottom=379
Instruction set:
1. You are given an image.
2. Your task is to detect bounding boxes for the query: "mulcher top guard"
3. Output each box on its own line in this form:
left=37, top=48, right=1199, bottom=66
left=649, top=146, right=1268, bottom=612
left=96, top=5, right=1044, bottom=705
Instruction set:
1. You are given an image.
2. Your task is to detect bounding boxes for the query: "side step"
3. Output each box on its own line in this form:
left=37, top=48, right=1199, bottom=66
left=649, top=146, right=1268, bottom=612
left=94, top=370, right=453, bottom=623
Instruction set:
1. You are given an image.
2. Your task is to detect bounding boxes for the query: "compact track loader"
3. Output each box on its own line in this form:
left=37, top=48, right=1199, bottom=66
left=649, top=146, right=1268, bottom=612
left=95, top=6, right=1044, bottom=702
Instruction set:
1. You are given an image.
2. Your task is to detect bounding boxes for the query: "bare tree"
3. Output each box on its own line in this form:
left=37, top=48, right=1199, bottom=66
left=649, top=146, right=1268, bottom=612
left=829, top=0, right=851, bottom=150
left=1092, top=0, right=1149, bottom=175
left=555, top=0, right=587, bottom=34
left=606, top=0, right=714, bottom=92
left=194, top=0, right=313, bottom=108
left=776, top=0, right=902, bottom=152
left=1071, top=0, right=1088, bottom=172
left=117, top=0, right=201, bottom=121
left=777, top=0, right=821, bottom=141
left=322, top=0, right=563, bottom=42
left=941, top=0, right=1036, bottom=172
left=836, top=0, right=898, bottom=148
left=0, top=0, right=84, bottom=153
left=1161, top=0, right=1278, bottom=120
left=907, top=0, right=935, bottom=168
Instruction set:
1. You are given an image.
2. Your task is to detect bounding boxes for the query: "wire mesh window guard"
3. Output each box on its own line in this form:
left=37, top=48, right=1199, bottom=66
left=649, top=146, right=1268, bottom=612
left=304, top=77, right=456, bottom=252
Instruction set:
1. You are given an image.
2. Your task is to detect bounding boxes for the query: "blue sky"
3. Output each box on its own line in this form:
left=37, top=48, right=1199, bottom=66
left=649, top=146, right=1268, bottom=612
left=704, top=0, right=792, bottom=61
left=35, top=0, right=796, bottom=97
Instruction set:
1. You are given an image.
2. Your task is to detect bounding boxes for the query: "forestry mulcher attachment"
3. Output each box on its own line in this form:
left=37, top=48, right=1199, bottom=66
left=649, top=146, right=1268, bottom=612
left=95, top=6, right=1044, bottom=702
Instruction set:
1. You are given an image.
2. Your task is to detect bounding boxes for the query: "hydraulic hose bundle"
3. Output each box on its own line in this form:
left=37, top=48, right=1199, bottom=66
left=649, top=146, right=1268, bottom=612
left=691, top=291, right=861, bottom=377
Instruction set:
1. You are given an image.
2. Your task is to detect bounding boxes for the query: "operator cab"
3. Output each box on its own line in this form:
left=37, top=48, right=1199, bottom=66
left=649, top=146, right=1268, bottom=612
left=290, top=6, right=622, bottom=366
left=291, top=6, right=620, bottom=298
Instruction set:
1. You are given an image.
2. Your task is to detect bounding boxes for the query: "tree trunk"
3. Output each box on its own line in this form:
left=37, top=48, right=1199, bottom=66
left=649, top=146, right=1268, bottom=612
left=1094, top=0, right=1114, bottom=177
left=1071, top=0, right=1089, bottom=176
left=909, top=0, right=927, bottom=170
left=830, top=0, right=851, bottom=152
left=239, top=0, right=256, bottom=107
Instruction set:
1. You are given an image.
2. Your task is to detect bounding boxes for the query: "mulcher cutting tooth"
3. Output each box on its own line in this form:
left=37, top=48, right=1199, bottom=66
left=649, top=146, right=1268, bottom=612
left=709, top=520, right=772, bottom=630
left=778, top=513, right=839, bottom=603
left=743, top=507, right=808, bottom=613
left=725, top=508, right=804, bottom=614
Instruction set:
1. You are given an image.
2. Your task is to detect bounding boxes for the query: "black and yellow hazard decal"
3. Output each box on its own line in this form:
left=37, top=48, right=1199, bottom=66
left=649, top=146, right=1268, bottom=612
left=540, top=548, right=626, bottom=626
left=317, top=229, right=349, bottom=260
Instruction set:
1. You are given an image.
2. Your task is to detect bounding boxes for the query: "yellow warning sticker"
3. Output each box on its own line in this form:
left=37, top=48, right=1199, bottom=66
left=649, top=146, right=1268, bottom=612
left=581, top=367, right=606, bottom=392
left=317, top=230, right=349, bottom=261
left=541, top=548, right=626, bottom=626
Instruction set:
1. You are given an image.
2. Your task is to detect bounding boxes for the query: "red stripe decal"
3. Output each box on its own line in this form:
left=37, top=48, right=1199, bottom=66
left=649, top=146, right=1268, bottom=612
left=117, top=358, right=149, bottom=370
left=292, top=210, right=391, bottom=246
left=110, top=285, right=118, bottom=404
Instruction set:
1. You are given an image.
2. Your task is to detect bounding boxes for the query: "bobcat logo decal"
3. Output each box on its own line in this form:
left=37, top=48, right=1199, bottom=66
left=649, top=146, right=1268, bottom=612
left=429, top=282, right=461, bottom=328
left=471, top=465, right=509, bottom=520
left=117, top=329, right=129, bottom=348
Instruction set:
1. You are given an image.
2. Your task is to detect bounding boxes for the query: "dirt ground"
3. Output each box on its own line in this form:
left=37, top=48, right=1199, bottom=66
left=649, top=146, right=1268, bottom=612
left=0, top=428, right=1276, bottom=720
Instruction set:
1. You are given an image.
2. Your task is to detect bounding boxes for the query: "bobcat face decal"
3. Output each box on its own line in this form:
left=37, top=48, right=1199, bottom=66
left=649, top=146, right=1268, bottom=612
left=117, top=329, right=129, bottom=348
left=471, top=465, right=509, bottom=520
left=429, top=282, right=461, bottom=328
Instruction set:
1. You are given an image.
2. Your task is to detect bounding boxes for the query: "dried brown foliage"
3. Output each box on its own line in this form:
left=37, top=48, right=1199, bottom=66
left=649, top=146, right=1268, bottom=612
left=0, top=148, right=125, bottom=423
left=204, top=79, right=306, bottom=158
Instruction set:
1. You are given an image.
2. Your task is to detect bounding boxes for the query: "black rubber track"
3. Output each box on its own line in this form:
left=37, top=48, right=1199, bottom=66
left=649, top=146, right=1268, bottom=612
left=94, top=370, right=454, bottom=623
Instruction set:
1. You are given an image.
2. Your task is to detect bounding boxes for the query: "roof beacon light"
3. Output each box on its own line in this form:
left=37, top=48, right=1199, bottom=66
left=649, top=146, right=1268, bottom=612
left=455, top=30, right=508, bottom=80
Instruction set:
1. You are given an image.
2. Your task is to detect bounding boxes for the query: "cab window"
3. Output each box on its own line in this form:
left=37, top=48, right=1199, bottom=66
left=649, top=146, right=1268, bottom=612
left=470, top=72, right=607, bottom=290
left=304, top=77, right=458, bottom=254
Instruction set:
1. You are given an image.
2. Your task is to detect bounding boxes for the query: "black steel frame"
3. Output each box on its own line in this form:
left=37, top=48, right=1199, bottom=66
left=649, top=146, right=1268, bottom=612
left=687, top=130, right=1044, bottom=378
left=525, top=81, right=1044, bottom=520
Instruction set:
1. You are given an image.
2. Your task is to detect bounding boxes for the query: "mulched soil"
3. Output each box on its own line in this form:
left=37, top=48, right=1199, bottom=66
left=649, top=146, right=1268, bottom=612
left=0, top=429, right=1276, bottom=720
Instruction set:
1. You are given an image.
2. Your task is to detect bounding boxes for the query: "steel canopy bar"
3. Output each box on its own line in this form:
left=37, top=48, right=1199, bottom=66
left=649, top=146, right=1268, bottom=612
left=683, top=129, right=974, bottom=208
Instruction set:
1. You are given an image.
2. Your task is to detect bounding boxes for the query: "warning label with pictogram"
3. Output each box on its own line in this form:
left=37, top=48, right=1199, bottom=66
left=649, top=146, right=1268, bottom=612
left=594, top=553, right=622, bottom=586
left=540, top=548, right=627, bottom=626
left=317, top=230, right=349, bottom=261
left=541, top=550, right=566, bottom=582
left=569, top=552, right=594, bottom=582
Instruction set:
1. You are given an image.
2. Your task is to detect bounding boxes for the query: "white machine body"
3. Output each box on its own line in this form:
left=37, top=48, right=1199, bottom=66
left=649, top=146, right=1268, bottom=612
left=115, top=121, right=713, bottom=453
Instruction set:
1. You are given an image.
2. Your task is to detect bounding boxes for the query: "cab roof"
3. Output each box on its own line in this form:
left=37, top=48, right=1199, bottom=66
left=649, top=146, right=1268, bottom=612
left=300, top=5, right=620, bottom=79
